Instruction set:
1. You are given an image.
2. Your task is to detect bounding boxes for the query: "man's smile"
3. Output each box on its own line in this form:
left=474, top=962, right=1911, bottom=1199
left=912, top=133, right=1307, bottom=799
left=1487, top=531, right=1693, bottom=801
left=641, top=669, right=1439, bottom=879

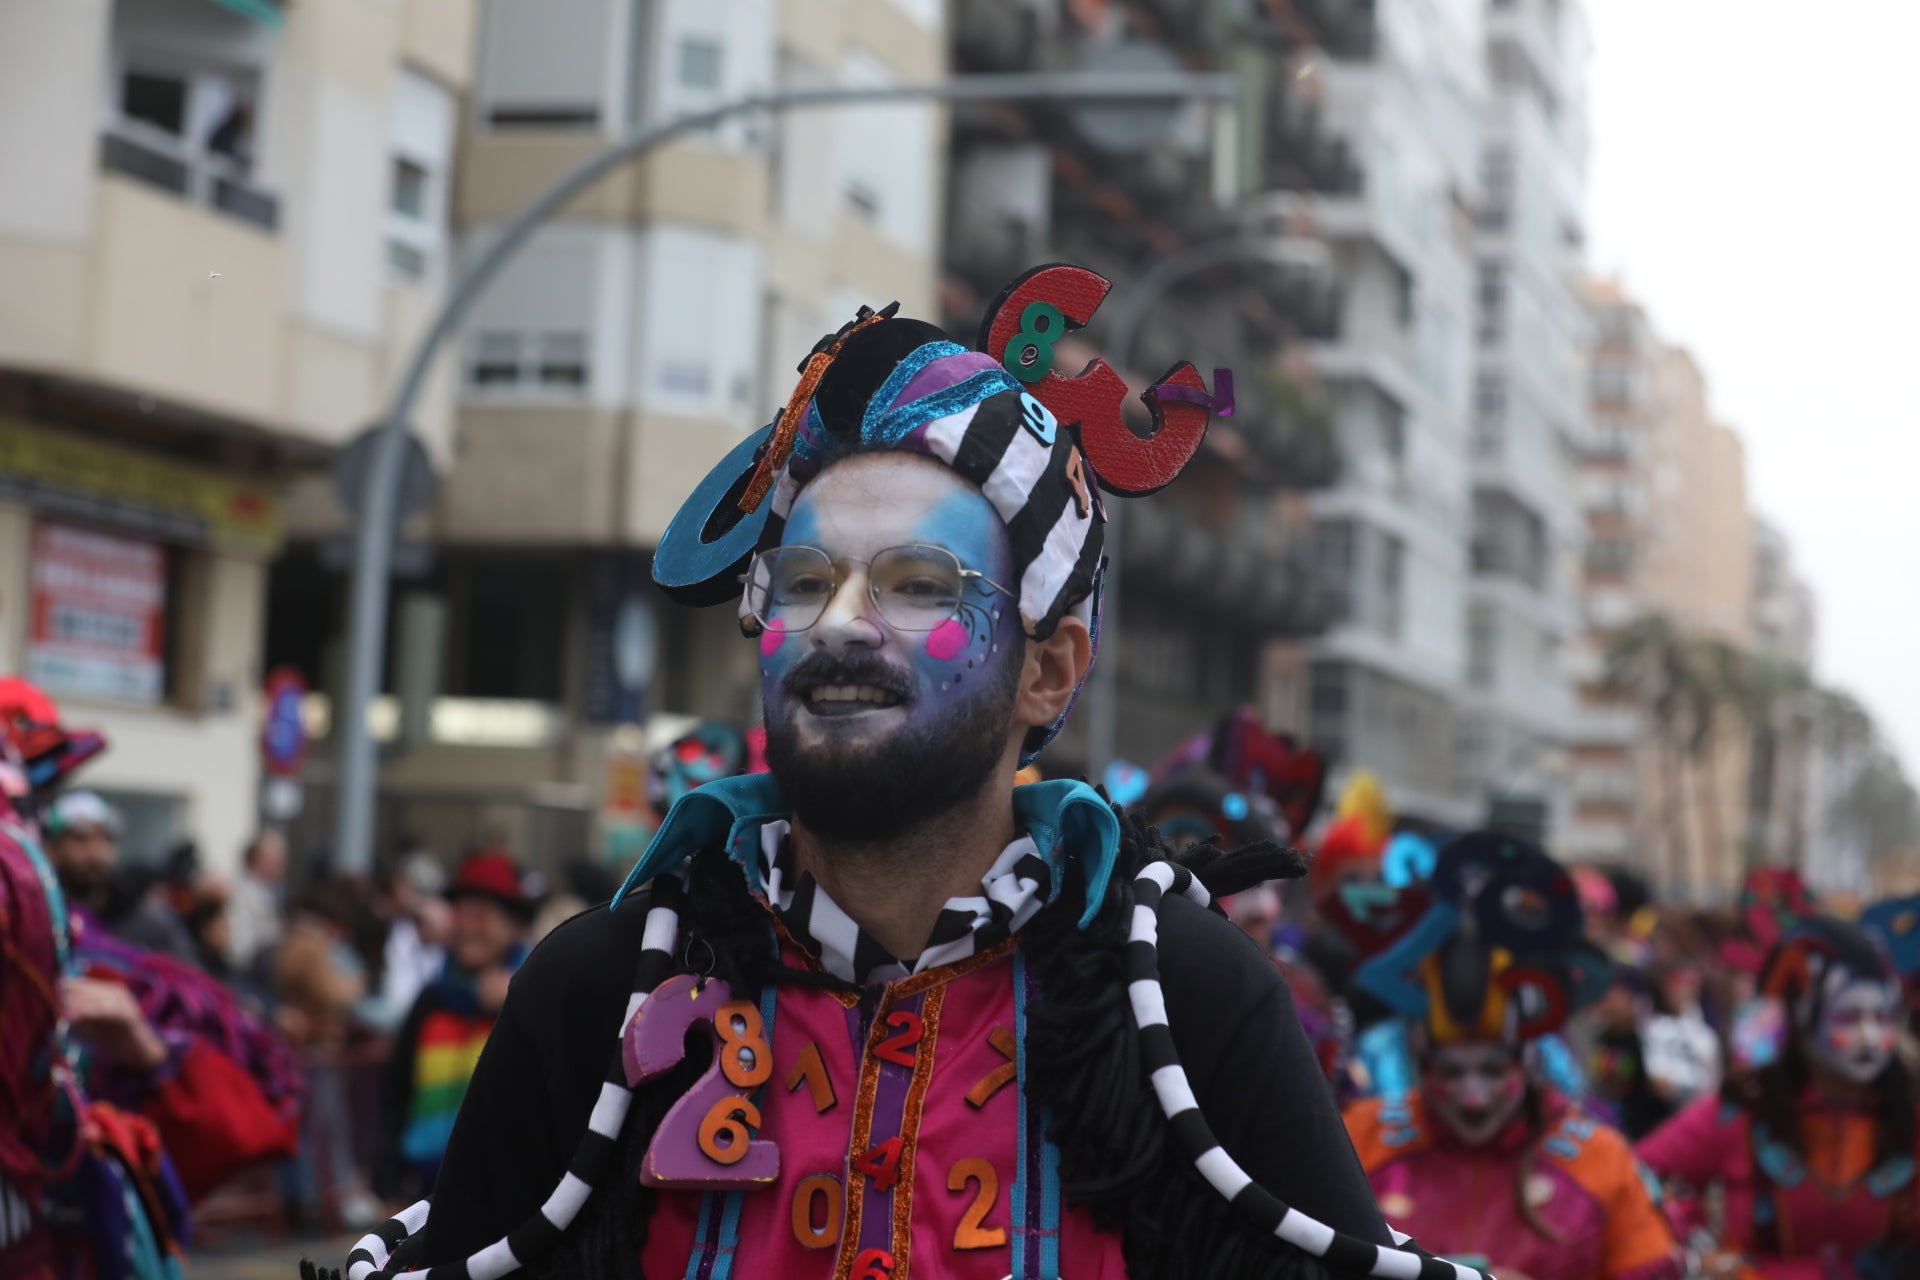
left=802, top=683, right=907, bottom=717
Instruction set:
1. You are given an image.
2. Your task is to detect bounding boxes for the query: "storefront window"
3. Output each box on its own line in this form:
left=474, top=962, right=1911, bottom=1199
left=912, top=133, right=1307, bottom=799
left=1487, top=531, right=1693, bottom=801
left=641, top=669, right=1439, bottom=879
left=25, top=521, right=171, bottom=706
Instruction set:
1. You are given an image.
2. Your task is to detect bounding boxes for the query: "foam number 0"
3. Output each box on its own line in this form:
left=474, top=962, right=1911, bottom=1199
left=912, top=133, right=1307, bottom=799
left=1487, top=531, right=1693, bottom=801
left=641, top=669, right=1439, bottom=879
left=789, top=1173, right=843, bottom=1249
left=947, top=1158, right=1007, bottom=1250
left=978, top=263, right=1221, bottom=496
left=624, top=973, right=780, bottom=1189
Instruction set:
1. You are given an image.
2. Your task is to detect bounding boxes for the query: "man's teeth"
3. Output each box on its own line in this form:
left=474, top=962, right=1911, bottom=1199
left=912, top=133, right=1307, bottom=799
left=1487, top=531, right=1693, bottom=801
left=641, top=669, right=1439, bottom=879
left=809, top=684, right=901, bottom=706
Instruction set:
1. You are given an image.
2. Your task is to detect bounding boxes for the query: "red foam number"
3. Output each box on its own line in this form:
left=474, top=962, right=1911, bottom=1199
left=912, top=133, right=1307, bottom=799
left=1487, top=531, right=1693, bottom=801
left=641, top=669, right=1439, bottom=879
left=978, top=262, right=1219, bottom=496
left=873, top=1011, right=924, bottom=1066
left=852, top=1248, right=896, bottom=1280
left=852, top=1136, right=905, bottom=1190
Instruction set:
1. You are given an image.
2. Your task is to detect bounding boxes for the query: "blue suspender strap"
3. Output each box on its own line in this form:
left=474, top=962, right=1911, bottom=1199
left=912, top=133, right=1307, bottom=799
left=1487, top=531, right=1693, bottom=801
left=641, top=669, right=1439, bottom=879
left=1010, top=946, right=1064, bottom=1280
left=686, top=980, right=781, bottom=1280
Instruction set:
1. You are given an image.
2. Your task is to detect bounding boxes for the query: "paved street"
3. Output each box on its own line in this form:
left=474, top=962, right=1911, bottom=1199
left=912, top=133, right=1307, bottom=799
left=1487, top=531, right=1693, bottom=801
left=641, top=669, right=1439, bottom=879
left=190, top=1234, right=355, bottom=1279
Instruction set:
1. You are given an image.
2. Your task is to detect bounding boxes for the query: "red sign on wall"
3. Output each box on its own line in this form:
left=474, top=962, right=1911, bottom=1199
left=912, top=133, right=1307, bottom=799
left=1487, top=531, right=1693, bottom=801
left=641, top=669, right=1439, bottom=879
left=26, top=521, right=166, bottom=705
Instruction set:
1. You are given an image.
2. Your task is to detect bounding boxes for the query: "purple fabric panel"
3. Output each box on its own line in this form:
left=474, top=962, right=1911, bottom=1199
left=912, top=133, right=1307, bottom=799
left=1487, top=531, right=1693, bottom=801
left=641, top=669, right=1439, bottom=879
left=856, top=990, right=925, bottom=1259
left=890, top=351, right=1006, bottom=413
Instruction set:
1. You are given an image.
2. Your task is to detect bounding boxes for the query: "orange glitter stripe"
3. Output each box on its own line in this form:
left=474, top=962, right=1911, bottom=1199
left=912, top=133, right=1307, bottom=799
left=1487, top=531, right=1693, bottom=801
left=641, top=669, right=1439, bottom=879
left=833, top=990, right=891, bottom=1280
left=890, top=983, right=946, bottom=1276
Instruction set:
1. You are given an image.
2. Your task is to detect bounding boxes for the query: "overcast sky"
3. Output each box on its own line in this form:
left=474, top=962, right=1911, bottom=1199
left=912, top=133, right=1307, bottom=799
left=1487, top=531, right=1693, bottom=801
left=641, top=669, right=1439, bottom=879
left=1584, top=0, right=1920, bottom=766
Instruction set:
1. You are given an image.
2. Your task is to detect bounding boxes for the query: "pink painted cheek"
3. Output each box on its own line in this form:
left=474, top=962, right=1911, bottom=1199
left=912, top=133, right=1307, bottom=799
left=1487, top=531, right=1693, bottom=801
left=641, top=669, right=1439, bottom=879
left=759, top=619, right=787, bottom=658
left=923, top=618, right=969, bottom=663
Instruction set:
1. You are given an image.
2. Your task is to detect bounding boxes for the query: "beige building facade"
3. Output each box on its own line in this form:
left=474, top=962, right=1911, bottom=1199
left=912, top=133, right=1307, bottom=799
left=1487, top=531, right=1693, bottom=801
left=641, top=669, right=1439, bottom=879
left=270, top=0, right=947, bottom=867
left=1570, top=278, right=1755, bottom=900
left=0, top=0, right=472, bottom=875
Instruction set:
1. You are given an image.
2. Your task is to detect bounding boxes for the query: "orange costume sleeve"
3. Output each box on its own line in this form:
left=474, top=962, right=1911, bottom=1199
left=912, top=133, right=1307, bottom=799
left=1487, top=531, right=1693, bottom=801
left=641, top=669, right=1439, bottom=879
left=1547, top=1117, right=1683, bottom=1280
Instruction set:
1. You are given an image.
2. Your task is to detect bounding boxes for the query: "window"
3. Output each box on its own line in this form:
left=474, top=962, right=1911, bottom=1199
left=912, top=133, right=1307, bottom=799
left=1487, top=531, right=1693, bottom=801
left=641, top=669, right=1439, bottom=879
left=1379, top=534, right=1406, bottom=639
left=477, top=0, right=610, bottom=128
left=536, top=332, right=589, bottom=387
left=387, top=239, right=428, bottom=282
left=391, top=157, right=428, bottom=217
left=387, top=70, right=454, bottom=283
left=123, top=72, right=188, bottom=136
left=678, top=37, right=722, bottom=90
left=1591, top=361, right=1637, bottom=406
left=1394, top=262, right=1416, bottom=329
left=1479, top=147, right=1513, bottom=231
left=467, top=331, right=590, bottom=390
left=1310, top=519, right=1356, bottom=625
left=472, top=333, right=524, bottom=386
left=1468, top=603, right=1496, bottom=687
left=1476, top=261, right=1506, bottom=344
left=1585, top=537, right=1634, bottom=578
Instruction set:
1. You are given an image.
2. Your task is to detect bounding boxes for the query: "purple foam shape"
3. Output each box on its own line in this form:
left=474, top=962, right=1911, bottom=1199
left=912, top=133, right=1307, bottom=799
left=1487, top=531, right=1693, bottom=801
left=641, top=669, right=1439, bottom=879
left=1153, top=367, right=1235, bottom=418
left=626, top=972, right=782, bottom=1189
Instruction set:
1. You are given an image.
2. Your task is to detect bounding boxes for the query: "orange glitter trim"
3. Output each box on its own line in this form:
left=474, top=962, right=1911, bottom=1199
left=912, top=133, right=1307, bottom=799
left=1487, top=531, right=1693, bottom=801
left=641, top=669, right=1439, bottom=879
left=833, top=990, right=891, bottom=1280
left=738, top=305, right=897, bottom=513
left=890, top=982, right=946, bottom=1275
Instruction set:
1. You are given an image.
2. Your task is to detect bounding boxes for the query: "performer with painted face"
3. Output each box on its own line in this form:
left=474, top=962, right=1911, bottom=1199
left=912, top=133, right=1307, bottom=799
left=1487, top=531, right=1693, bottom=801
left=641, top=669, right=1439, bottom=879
left=1339, top=832, right=1682, bottom=1280
left=312, top=269, right=1474, bottom=1280
left=1637, top=917, right=1920, bottom=1279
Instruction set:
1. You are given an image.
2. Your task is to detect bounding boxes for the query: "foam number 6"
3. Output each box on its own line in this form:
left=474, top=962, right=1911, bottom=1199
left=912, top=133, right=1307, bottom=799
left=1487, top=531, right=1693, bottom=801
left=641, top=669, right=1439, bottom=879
left=852, top=1248, right=896, bottom=1280
left=978, top=263, right=1220, bottom=496
left=1005, top=301, right=1065, bottom=383
left=624, top=973, right=780, bottom=1189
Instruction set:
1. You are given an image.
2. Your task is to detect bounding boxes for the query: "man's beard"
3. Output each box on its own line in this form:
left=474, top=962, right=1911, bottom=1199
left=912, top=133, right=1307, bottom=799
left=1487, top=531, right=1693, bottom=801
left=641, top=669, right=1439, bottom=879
left=764, top=645, right=1021, bottom=845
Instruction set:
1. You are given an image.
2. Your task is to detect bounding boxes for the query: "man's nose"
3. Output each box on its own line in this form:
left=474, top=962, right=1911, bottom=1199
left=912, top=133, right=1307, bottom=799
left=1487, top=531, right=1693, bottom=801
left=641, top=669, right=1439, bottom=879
left=810, top=564, right=884, bottom=652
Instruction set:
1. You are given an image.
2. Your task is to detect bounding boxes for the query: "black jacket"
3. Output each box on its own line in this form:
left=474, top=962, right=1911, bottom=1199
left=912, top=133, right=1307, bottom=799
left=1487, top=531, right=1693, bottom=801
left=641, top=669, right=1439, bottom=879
left=400, top=852, right=1391, bottom=1278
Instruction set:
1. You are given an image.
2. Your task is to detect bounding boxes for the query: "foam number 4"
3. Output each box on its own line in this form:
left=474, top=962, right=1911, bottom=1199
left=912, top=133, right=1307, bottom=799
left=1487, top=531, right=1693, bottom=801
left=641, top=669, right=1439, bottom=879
left=624, top=973, right=780, bottom=1189
left=978, top=263, right=1222, bottom=496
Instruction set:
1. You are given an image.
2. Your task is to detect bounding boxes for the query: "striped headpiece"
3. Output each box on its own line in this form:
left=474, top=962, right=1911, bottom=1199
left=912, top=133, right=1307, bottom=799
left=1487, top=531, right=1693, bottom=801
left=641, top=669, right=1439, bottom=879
left=651, top=263, right=1227, bottom=764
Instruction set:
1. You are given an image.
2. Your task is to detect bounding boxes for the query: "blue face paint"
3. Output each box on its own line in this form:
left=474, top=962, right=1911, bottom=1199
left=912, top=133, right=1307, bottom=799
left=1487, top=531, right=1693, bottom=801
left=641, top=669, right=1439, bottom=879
left=758, top=458, right=1026, bottom=757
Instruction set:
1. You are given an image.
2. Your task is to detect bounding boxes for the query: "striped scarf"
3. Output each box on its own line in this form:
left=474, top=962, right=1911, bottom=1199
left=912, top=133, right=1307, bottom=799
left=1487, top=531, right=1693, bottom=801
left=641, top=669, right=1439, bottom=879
left=755, top=820, right=1055, bottom=985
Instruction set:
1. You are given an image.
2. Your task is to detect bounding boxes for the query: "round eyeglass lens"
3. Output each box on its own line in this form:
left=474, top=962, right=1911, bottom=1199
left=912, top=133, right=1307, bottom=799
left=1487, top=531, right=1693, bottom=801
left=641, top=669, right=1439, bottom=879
left=868, top=546, right=965, bottom=632
left=750, top=546, right=836, bottom=631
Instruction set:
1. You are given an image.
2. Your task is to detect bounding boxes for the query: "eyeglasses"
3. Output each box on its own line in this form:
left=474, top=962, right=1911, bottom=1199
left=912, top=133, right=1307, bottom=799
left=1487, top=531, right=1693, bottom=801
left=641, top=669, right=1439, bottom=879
left=743, top=544, right=1014, bottom=635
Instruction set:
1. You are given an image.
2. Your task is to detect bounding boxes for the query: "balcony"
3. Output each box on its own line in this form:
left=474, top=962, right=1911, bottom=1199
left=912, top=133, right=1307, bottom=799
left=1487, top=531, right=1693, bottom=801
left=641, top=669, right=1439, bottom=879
left=100, top=118, right=278, bottom=232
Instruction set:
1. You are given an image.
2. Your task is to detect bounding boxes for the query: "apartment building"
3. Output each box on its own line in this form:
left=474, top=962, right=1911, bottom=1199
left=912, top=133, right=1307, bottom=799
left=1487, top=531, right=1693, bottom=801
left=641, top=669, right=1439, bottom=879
left=1290, top=0, right=1487, bottom=827
left=1459, top=0, right=1591, bottom=844
left=1571, top=279, right=1755, bottom=899
left=266, top=0, right=945, bottom=861
left=0, top=0, right=471, bottom=874
left=944, top=0, right=1349, bottom=770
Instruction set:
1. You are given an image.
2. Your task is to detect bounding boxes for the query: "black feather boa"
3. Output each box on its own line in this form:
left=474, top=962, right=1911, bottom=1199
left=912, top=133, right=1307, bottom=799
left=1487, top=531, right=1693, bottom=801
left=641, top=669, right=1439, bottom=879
left=310, top=815, right=1366, bottom=1279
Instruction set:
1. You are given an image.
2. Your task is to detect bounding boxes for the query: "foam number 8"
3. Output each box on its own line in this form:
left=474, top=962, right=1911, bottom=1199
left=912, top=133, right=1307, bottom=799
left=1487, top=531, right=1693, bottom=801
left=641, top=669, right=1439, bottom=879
left=1004, top=301, right=1064, bottom=383
left=715, top=999, right=772, bottom=1088
left=624, top=973, right=780, bottom=1189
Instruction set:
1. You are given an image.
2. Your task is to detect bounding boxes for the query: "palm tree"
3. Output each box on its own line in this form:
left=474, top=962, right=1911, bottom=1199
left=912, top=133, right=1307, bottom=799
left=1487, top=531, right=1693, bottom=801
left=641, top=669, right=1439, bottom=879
left=1708, top=646, right=1812, bottom=868
left=1604, top=615, right=1707, bottom=895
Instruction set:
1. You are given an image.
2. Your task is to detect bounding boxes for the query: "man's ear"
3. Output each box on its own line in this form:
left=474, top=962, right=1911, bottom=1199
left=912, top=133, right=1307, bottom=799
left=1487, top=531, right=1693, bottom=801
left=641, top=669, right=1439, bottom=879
left=1015, top=615, right=1092, bottom=732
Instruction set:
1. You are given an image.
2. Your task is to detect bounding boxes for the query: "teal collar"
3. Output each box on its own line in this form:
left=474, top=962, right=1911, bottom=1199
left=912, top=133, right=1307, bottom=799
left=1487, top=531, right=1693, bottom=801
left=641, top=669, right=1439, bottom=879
left=611, top=775, right=1120, bottom=929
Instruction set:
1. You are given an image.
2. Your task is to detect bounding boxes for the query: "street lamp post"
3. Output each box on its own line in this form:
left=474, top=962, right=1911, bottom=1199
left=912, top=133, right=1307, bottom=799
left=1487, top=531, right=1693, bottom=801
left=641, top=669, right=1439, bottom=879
left=333, top=70, right=1237, bottom=873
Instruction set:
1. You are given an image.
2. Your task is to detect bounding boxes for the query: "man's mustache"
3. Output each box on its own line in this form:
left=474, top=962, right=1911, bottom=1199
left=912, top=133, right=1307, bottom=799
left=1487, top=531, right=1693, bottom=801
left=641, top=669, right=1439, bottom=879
left=779, top=651, right=914, bottom=703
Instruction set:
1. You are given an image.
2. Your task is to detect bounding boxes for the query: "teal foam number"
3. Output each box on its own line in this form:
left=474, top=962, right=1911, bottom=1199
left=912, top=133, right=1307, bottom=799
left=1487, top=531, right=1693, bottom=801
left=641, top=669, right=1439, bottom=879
left=1003, top=301, right=1064, bottom=384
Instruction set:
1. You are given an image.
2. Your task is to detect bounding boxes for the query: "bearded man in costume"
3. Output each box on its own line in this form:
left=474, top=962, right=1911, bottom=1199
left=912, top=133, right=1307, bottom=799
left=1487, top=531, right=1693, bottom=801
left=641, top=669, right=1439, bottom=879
left=1339, top=833, right=1681, bottom=1280
left=312, top=268, right=1481, bottom=1280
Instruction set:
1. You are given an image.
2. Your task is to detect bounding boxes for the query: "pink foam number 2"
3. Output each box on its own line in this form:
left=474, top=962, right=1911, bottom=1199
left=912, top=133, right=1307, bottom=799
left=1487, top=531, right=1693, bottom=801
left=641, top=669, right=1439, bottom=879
left=625, top=972, right=781, bottom=1189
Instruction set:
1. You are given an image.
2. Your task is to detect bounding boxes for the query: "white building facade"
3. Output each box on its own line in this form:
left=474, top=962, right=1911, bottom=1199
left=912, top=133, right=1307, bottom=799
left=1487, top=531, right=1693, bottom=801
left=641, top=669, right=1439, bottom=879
left=1459, top=0, right=1592, bottom=843
left=1299, top=0, right=1487, bottom=827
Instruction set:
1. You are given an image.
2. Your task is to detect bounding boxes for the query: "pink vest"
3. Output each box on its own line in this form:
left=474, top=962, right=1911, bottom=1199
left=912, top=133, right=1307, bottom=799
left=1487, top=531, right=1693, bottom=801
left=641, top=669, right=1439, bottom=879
left=641, top=937, right=1128, bottom=1279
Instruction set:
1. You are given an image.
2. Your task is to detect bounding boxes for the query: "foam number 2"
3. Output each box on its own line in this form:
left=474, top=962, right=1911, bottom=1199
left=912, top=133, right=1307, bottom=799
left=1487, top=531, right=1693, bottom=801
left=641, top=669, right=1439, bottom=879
left=979, top=263, right=1226, bottom=496
left=948, top=1159, right=1007, bottom=1250
left=624, top=973, right=780, bottom=1189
